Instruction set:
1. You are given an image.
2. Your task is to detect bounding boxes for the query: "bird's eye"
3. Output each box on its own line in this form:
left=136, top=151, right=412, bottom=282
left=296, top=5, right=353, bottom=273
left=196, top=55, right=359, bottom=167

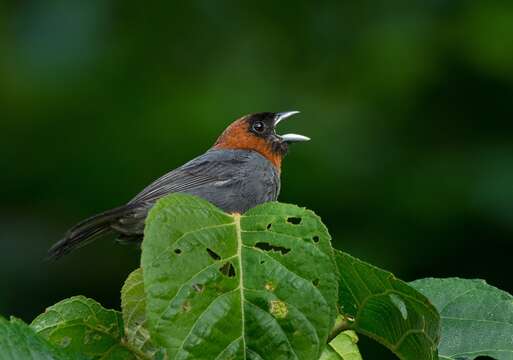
left=252, top=121, right=266, bottom=133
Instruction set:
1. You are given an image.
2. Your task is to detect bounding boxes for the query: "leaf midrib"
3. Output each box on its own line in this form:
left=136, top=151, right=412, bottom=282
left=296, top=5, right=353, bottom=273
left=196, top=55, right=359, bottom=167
left=234, top=214, right=247, bottom=360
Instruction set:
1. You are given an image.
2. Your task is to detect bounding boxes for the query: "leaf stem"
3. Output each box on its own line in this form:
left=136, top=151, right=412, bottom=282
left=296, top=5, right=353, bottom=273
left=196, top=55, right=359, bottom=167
left=327, top=315, right=352, bottom=342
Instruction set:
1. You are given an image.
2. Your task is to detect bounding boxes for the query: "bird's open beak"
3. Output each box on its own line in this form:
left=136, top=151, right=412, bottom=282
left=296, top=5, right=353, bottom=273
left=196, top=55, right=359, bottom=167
left=274, top=111, right=311, bottom=143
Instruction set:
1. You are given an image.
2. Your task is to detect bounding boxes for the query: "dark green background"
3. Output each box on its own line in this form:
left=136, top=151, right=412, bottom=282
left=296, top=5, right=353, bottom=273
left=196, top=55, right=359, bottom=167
left=1, top=1, right=512, bottom=358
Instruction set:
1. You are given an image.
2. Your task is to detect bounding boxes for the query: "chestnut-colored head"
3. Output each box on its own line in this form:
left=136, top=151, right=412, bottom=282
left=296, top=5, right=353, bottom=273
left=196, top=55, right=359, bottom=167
left=213, top=112, right=310, bottom=170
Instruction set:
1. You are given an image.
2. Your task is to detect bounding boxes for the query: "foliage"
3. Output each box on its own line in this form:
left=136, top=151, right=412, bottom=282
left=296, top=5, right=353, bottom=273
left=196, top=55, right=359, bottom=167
left=411, top=278, right=513, bottom=360
left=1, top=194, right=512, bottom=359
left=141, top=195, right=339, bottom=359
left=320, top=330, right=362, bottom=360
left=0, top=316, right=85, bottom=360
left=31, top=296, right=135, bottom=359
left=121, top=268, right=161, bottom=358
left=335, top=251, right=439, bottom=360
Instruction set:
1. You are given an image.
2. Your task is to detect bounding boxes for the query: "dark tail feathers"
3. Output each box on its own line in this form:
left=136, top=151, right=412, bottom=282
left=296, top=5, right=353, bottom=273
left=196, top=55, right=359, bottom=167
left=48, top=205, right=137, bottom=260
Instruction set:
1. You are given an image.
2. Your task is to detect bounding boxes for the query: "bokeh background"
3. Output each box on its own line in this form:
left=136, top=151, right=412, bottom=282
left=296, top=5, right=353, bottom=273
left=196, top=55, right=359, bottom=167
left=2, top=1, right=513, bottom=358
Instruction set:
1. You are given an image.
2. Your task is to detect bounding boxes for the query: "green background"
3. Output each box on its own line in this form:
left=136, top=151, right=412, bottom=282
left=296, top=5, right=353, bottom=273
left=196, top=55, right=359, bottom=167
left=1, top=1, right=512, bottom=358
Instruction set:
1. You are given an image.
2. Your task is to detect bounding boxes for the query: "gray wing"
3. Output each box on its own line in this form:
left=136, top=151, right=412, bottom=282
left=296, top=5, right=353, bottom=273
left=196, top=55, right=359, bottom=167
left=128, top=149, right=246, bottom=205
left=129, top=151, right=241, bottom=204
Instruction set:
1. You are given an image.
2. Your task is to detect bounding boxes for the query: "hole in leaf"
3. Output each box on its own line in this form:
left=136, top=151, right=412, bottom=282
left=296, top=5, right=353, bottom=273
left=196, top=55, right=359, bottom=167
left=260, top=260, right=265, bottom=265
left=219, top=262, right=236, bottom=277
left=255, top=242, right=291, bottom=255
left=228, top=264, right=235, bottom=277
left=266, top=223, right=272, bottom=230
left=312, top=236, right=319, bottom=243
left=174, top=248, right=182, bottom=254
left=206, top=248, right=221, bottom=260
left=313, top=279, right=319, bottom=287
left=287, top=217, right=302, bottom=225
left=192, top=283, right=204, bottom=293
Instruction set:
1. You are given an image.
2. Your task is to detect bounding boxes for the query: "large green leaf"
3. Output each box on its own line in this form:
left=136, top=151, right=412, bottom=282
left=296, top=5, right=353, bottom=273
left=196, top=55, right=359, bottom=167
left=320, top=330, right=362, bottom=360
left=121, top=268, right=162, bottom=359
left=335, top=251, right=440, bottom=360
left=141, top=194, right=339, bottom=360
left=0, top=316, right=83, bottom=360
left=31, top=296, right=136, bottom=359
left=411, top=278, right=513, bottom=360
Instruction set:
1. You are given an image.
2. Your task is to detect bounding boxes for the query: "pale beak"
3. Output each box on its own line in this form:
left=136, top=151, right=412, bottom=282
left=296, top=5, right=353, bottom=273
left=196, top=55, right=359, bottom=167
left=274, top=111, right=311, bottom=143
left=274, top=111, right=301, bottom=126
left=280, top=133, right=311, bottom=142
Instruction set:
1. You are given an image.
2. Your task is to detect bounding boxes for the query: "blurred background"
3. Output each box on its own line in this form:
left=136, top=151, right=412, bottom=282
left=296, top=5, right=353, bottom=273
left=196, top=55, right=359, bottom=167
left=1, top=1, right=513, bottom=358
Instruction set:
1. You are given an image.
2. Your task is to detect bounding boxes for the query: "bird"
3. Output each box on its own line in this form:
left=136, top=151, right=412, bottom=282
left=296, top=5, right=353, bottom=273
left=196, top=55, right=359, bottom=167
left=48, top=111, right=310, bottom=259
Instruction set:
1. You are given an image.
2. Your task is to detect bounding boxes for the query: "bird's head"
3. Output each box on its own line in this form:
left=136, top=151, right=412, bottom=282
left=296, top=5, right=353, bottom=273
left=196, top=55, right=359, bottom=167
left=213, top=111, right=310, bottom=170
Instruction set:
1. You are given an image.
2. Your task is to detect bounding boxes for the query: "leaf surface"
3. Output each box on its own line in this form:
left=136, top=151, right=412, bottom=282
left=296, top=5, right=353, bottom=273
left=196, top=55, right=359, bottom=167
left=31, top=296, right=136, bottom=359
left=121, top=268, right=162, bottom=358
left=335, top=251, right=440, bottom=360
left=0, top=316, right=83, bottom=360
left=141, top=194, right=339, bottom=360
left=411, top=278, right=513, bottom=360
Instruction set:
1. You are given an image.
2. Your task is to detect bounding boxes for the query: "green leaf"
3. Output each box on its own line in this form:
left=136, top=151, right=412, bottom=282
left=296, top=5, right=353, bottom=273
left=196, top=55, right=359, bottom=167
left=411, top=278, right=513, bottom=360
left=141, top=193, right=339, bottom=360
left=320, top=330, right=362, bottom=360
left=335, top=251, right=440, bottom=360
left=31, top=295, right=136, bottom=359
left=0, top=316, right=83, bottom=360
left=121, top=268, right=162, bottom=358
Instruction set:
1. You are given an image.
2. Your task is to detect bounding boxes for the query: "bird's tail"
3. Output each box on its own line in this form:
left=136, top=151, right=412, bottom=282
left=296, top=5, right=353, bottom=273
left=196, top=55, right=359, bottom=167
left=48, top=204, right=138, bottom=260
